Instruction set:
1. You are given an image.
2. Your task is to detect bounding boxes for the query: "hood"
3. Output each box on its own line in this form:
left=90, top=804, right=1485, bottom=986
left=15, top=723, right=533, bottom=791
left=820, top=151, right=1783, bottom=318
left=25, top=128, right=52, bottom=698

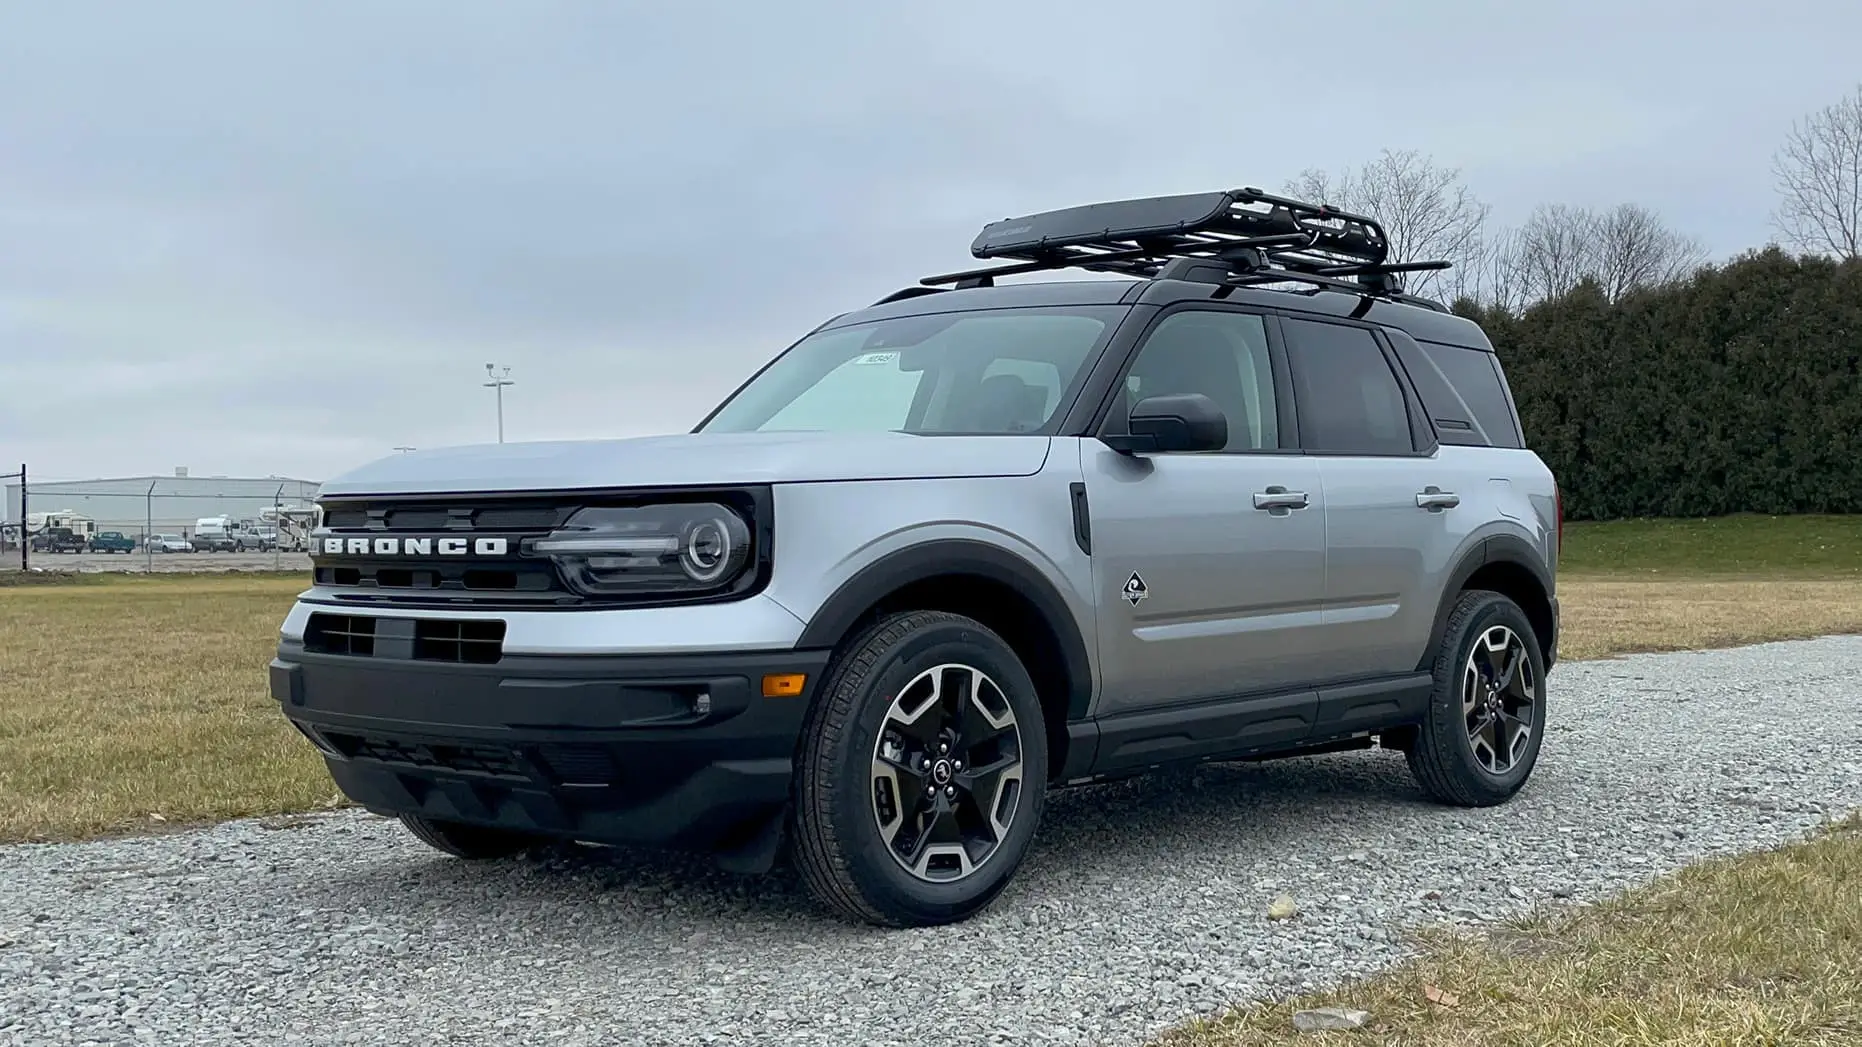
left=317, top=431, right=1055, bottom=497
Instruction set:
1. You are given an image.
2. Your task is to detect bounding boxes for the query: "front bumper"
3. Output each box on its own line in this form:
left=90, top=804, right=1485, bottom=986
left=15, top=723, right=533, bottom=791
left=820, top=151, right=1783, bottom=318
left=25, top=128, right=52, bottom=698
left=270, top=639, right=829, bottom=858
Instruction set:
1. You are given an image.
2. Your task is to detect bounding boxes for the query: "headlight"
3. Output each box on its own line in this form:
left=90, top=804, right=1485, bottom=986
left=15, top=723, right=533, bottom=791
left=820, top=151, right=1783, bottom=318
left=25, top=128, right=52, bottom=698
left=527, top=502, right=754, bottom=596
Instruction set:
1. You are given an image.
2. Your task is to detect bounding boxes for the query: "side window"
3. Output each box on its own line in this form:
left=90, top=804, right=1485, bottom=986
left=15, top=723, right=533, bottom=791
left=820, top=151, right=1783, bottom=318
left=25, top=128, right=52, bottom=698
left=1388, top=335, right=1482, bottom=444
left=1119, top=310, right=1279, bottom=451
left=1419, top=341, right=1524, bottom=449
left=1281, top=318, right=1414, bottom=455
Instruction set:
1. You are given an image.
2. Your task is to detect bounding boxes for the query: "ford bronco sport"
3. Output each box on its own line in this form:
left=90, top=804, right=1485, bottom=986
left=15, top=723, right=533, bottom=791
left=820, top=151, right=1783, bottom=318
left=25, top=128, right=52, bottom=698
left=272, top=187, right=1560, bottom=928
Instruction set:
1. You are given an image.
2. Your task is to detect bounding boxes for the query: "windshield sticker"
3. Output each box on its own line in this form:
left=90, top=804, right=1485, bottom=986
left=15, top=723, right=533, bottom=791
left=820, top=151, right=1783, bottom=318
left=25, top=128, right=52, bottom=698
left=853, top=351, right=899, bottom=366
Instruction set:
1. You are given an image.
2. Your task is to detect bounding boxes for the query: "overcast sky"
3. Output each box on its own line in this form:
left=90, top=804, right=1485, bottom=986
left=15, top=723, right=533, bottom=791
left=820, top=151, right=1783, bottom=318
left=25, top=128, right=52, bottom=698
left=3, top=0, right=1859, bottom=486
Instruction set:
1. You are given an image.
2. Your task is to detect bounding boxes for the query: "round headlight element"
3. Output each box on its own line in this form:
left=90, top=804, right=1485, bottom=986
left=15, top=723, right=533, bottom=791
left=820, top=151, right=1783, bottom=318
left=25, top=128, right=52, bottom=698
left=681, top=517, right=734, bottom=583
left=529, top=501, right=754, bottom=597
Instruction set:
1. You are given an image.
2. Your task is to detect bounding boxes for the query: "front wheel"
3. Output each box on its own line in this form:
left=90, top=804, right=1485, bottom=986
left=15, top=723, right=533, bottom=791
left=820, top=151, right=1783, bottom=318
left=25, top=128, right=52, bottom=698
left=790, top=610, right=1048, bottom=928
left=1405, top=589, right=1548, bottom=806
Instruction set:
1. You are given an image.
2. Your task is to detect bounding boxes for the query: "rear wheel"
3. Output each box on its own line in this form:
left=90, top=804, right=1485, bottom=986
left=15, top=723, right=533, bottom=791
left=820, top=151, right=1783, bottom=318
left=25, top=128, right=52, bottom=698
left=791, top=610, right=1048, bottom=927
left=398, top=814, right=539, bottom=860
left=1406, top=589, right=1547, bottom=806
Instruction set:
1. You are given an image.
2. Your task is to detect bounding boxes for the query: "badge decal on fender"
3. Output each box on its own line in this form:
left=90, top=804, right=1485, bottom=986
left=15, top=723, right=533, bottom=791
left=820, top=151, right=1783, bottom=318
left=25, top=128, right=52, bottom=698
left=1122, top=571, right=1149, bottom=606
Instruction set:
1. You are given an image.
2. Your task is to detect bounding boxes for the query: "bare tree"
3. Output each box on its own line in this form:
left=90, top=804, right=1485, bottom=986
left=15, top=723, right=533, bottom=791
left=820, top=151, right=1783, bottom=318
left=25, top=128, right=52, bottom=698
left=1507, top=201, right=1704, bottom=304
left=1447, top=225, right=1532, bottom=314
left=1511, top=203, right=1597, bottom=302
left=1284, top=149, right=1490, bottom=298
left=1770, top=83, right=1862, bottom=259
left=1590, top=203, right=1708, bottom=300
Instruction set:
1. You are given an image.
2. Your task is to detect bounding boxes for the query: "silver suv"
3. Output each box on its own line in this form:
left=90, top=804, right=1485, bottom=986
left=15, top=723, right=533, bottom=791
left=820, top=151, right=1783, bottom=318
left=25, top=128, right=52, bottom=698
left=272, top=187, right=1561, bottom=928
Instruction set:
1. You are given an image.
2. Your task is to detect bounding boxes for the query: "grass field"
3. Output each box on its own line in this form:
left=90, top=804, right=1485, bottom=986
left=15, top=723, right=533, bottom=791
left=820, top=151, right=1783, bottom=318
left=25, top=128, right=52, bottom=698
left=0, top=573, right=336, bottom=842
left=3, top=515, right=1862, bottom=843
left=1558, top=512, right=1862, bottom=577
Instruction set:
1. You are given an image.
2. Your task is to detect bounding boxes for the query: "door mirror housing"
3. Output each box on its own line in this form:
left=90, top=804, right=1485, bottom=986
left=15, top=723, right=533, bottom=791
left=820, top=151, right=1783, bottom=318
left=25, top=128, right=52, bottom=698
left=1103, top=393, right=1228, bottom=454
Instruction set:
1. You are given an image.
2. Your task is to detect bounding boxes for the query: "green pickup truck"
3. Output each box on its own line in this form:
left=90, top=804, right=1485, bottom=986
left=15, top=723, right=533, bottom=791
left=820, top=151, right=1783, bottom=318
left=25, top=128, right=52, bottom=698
left=87, top=531, right=137, bottom=554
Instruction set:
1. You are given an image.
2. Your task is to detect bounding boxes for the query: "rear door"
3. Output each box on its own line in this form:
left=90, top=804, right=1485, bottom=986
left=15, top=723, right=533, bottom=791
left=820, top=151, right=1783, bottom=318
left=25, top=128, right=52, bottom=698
left=1278, top=315, right=1465, bottom=682
left=1082, top=305, right=1328, bottom=719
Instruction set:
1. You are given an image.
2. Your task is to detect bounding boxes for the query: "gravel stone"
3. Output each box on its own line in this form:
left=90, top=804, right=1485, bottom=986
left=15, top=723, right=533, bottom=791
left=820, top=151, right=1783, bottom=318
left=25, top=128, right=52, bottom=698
left=4, top=636, right=1861, bottom=1046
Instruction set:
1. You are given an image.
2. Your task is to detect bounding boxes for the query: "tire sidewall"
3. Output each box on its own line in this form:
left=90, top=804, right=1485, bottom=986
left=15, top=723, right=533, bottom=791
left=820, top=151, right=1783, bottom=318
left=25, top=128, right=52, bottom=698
left=1438, top=593, right=1547, bottom=796
left=825, top=616, right=1048, bottom=922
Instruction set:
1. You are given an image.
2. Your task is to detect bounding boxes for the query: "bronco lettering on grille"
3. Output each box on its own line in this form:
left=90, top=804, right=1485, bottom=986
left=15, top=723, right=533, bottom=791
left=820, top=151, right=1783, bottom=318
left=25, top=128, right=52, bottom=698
left=321, top=536, right=511, bottom=556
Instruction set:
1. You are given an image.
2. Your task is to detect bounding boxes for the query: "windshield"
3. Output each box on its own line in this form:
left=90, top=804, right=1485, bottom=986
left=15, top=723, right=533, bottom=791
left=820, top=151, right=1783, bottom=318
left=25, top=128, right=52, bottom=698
left=697, top=305, right=1126, bottom=435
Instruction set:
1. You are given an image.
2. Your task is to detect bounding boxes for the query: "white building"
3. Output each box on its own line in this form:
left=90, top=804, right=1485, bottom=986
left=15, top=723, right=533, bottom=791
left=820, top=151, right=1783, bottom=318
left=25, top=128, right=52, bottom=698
left=3, top=469, right=321, bottom=538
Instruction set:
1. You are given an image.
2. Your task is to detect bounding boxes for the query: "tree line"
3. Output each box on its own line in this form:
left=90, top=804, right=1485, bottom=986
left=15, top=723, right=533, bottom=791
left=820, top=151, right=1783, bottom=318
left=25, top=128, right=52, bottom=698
left=1294, top=83, right=1862, bottom=521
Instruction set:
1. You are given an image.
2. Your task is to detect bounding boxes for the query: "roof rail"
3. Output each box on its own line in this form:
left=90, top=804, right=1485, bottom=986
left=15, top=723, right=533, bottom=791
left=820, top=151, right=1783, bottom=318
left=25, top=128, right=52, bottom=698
left=919, top=187, right=1452, bottom=305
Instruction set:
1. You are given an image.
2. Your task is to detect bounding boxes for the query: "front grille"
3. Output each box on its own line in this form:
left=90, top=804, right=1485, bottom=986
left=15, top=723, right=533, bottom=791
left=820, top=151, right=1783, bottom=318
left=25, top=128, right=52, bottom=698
left=304, top=612, right=506, bottom=663
left=321, top=503, right=575, bottom=531
left=311, top=496, right=581, bottom=606
left=312, top=564, right=553, bottom=594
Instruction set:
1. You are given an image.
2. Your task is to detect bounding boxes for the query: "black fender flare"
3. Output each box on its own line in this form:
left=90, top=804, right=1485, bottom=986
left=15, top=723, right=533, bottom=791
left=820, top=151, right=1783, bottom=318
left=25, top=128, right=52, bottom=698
left=793, top=538, right=1096, bottom=722
left=1417, top=533, right=1557, bottom=672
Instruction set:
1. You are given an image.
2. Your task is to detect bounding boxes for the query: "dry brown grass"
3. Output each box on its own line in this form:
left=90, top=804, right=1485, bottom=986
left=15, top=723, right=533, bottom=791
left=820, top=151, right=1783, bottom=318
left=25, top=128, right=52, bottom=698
left=0, top=574, right=338, bottom=843
left=1558, top=574, right=1862, bottom=660
left=1154, top=816, right=1862, bottom=1047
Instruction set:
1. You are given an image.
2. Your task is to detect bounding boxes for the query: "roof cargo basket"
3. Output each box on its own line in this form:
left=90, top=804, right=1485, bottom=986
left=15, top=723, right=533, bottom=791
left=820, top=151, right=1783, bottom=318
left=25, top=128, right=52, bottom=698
left=916, top=186, right=1451, bottom=307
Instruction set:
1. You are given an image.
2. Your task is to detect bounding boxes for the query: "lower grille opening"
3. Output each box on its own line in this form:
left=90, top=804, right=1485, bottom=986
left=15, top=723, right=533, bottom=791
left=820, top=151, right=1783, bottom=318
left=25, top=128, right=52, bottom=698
left=305, top=613, right=375, bottom=656
left=414, top=618, right=506, bottom=664
left=305, top=612, right=505, bottom=663
left=323, top=731, right=527, bottom=779
left=535, top=744, right=620, bottom=787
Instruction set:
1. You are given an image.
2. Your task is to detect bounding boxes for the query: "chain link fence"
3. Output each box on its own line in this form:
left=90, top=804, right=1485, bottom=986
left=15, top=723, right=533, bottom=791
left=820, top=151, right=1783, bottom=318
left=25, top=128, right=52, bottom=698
left=2, top=465, right=319, bottom=575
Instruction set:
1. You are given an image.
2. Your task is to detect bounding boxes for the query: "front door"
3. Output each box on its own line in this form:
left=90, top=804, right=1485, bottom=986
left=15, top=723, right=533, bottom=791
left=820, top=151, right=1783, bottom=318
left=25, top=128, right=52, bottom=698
left=1081, top=306, right=1330, bottom=717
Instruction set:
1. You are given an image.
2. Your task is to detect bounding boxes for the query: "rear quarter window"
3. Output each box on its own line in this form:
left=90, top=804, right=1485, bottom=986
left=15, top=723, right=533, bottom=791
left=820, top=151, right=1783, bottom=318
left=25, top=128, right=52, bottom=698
left=1387, top=333, right=1523, bottom=449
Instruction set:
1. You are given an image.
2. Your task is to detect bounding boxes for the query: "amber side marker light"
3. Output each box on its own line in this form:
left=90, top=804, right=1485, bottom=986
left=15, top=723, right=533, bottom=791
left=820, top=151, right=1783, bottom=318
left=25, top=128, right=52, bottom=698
left=762, top=673, right=807, bottom=698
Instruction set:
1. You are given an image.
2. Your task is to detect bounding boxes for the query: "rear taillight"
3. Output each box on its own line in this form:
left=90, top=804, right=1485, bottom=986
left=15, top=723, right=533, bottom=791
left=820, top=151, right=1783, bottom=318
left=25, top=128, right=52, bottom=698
left=1554, top=483, right=1563, bottom=557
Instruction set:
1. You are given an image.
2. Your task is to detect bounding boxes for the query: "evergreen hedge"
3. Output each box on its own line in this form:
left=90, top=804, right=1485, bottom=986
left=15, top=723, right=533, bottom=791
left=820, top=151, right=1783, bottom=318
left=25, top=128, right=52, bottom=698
left=1453, top=248, right=1862, bottom=521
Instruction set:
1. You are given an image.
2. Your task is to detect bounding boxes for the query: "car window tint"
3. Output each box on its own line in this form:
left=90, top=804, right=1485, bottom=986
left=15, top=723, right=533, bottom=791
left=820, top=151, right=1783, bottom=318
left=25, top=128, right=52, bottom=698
left=1420, top=342, right=1523, bottom=449
left=1121, top=310, right=1279, bottom=451
left=1282, top=318, right=1413, bottom=454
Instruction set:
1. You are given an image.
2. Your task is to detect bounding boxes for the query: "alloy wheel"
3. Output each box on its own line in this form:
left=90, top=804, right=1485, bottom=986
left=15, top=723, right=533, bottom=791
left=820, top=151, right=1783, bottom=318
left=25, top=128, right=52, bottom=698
left=1462, top=624, right=1537, bottom=775
left=870, top=663, right=1025, bottom=883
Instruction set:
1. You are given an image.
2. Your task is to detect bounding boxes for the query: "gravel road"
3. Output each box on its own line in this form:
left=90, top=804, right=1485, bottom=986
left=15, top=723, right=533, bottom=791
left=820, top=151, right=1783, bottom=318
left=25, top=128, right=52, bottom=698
left=5, top=636, right=1861, bottom=1047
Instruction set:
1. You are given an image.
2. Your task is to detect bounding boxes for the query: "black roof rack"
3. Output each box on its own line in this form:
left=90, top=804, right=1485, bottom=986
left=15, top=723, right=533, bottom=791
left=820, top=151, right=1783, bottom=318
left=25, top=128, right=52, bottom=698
left=911, top=187, right=1451, bottom=308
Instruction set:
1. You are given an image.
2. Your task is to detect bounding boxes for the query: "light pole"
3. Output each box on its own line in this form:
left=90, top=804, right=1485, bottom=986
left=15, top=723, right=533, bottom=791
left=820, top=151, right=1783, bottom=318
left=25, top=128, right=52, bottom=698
left=483, top=363, right=514, bottom=443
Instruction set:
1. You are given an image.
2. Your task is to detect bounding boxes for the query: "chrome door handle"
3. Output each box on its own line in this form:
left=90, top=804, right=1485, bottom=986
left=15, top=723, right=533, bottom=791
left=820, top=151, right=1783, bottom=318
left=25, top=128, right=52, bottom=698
left=1416, top=487, right=1460, bottom=510
left=1253, top=487, right=1309, bottom=511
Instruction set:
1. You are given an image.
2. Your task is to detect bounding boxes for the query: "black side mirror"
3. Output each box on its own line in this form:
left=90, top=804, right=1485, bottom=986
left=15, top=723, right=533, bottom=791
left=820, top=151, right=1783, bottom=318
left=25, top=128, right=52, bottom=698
left=1103, top=393, right=1228, bottom=454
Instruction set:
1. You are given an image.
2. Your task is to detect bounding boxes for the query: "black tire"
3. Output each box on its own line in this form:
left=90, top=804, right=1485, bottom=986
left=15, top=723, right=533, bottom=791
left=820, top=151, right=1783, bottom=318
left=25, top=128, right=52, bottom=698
left=1406, top=589, right=1547, bottom=807
left=790, top=610, right=1049, bottom=928
left=398, top=814, right=538, bottom=860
